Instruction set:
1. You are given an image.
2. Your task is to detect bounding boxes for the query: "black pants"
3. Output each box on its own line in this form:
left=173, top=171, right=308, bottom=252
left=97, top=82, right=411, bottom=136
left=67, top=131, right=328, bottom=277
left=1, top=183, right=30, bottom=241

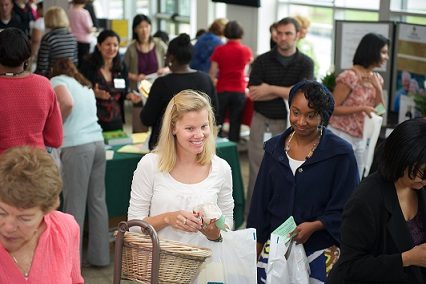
left=218, top=91, right=246, bottom=142
left=77, top=42, right=91, bottom=68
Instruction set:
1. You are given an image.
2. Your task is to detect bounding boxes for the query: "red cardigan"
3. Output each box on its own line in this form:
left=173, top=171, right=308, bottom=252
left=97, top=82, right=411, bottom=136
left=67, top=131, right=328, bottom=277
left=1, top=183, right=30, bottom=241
left=0, top=74, right=63, bottom=153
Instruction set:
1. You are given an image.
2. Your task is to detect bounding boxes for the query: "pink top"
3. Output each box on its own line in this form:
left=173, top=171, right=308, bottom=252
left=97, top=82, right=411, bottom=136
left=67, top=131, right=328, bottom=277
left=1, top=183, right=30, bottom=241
left=211, top=40, right=252, bottom=93
left=329, top=69, right=383, bottom=138
left=68, top=6, right=93, bottom=43
left=0, top=211, right=84, bottom=284
left=0, top=74, right=63, bottom=153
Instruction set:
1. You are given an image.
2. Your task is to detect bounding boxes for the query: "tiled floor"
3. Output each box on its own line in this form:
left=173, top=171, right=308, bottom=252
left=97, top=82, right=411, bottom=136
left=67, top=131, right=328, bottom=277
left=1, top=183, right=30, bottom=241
left=82, top=142, right=250, bottom=283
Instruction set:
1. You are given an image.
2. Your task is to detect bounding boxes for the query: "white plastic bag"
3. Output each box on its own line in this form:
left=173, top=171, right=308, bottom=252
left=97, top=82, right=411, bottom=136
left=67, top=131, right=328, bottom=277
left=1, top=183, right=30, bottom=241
left=266, top=233, right=310, bottom=284
left=192, top=228, right=257, bottom=284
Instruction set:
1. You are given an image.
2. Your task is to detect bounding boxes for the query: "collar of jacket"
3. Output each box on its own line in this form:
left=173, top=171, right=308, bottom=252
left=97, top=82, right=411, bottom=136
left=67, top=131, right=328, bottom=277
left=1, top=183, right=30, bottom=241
left=263, top=126, right=354, bottom=166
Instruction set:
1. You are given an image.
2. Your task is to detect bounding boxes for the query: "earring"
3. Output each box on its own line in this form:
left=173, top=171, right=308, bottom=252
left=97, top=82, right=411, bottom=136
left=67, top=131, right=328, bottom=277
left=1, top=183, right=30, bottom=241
left=318, top=125, right=323, bottom=136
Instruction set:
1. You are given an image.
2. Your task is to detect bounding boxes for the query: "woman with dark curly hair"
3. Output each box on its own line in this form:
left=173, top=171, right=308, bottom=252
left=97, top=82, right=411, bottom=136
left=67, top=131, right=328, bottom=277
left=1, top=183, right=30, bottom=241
left=247, top=80, right=359, bottom=283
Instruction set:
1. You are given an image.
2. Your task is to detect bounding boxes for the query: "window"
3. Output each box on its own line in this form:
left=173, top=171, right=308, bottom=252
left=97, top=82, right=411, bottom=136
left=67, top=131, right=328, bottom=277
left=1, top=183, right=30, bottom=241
left=136, top=0, right=150, bottom=15
left=391, top=0, right=426, bottom=24
left=94, top=0, right=124, bottom=19
left=391, top=0, right=426, bottom=13
left=157, top=0, right=191, bottom=36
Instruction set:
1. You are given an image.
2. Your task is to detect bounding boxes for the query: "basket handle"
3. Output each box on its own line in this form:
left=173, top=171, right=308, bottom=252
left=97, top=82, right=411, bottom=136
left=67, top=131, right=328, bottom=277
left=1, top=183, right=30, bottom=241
left=113, top=219, right=160, bottom=284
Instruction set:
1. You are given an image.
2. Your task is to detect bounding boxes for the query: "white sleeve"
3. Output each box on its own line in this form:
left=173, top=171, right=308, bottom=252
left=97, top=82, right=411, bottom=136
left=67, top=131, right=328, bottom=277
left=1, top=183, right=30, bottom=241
left=127, top=154, right=156, bottom=231
left=217, top=158, right=235, bottom=230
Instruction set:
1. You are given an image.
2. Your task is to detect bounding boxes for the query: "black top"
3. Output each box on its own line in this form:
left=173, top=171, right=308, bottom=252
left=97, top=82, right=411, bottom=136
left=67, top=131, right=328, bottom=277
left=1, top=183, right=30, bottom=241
left=80, top=59, right=129, bottom=131
left=327, top=172, right=426, bottom=284
left=84, top=2, right=99, bottom=29
left=13, top=2, right=34, bottom=36
left=0, top=14, right=24, bottom=32
left=248, top=48, right=313, bottom=119
left=140, top=71, right=218, bottom=150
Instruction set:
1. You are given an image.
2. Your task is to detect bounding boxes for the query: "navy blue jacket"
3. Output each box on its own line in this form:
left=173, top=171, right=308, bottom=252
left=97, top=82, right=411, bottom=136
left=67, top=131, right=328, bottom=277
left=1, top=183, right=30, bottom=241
left=247, top=127, right=359, bottom=253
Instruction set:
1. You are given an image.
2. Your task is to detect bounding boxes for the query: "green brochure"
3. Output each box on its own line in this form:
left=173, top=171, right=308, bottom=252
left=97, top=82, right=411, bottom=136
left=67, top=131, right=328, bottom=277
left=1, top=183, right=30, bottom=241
left=272, top=216, right=297, bottom=244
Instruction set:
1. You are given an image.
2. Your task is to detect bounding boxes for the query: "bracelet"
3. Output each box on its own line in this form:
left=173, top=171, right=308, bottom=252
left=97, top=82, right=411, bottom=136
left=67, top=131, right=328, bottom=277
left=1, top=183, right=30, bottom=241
left=208, top=234, right=223, bottom=242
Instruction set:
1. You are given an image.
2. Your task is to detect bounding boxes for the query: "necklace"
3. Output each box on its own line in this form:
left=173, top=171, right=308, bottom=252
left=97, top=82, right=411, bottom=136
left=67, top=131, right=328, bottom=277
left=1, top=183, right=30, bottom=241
left=285, top=129, right=322, bottom=160
left=12, top=255, right=30, bottom=278
left=0, top=70, right=26, bottom=77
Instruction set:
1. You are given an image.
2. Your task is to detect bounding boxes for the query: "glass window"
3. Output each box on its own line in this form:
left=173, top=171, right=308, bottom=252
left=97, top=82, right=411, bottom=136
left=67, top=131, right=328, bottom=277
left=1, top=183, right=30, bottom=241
left=335, top=0, right=380, bottom=10
left=279, top=0, right=333, bottom=6
left=157, top=0, right=191, bottom=36
left=136, top=0, right=150, bottom=15
left=405, top=15, right=426, bottom=25
left=335, top=10, right=378, bottom=21
left=391, top=0, right=426, bottom=13
left=106, top=0, right=124, bottom=19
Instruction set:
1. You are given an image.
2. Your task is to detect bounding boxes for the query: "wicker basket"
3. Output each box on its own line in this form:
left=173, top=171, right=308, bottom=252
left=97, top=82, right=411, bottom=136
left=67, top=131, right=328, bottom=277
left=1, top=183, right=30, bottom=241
left=121, top=232, right=212, bottom=283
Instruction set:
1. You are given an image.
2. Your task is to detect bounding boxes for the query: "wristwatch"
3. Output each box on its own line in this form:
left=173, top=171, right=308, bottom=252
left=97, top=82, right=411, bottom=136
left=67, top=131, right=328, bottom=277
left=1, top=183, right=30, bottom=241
left=209, top=234, right=223, bottom=242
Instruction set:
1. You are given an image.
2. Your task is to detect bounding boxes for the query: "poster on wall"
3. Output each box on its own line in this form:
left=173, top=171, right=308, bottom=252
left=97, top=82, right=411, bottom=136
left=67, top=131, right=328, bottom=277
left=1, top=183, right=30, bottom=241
left=393, top=23, right=426, bottom=121
left=340, top=23, right=390, bottom=71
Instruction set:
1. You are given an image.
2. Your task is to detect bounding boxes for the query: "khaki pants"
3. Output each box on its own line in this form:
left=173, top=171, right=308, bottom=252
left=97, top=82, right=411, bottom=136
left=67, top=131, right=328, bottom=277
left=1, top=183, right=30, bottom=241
left=246, top=112, right=287, bottom=217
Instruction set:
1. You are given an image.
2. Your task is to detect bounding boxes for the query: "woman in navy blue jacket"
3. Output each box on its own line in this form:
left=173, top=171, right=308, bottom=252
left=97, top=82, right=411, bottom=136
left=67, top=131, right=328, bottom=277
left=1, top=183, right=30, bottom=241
left=247, top=80, right=359, bottom=283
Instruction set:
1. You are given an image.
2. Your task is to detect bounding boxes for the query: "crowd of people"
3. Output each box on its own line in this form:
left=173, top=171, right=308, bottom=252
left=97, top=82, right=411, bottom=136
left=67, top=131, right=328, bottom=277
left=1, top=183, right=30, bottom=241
left=0, top=2, right=424, bottom=283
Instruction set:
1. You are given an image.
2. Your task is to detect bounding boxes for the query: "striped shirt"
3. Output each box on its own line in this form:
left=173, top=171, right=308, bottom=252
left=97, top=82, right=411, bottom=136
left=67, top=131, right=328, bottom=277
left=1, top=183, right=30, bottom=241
left=35, top=28, right=78, bottom=77
left=248, top=48, right=313, bottom=119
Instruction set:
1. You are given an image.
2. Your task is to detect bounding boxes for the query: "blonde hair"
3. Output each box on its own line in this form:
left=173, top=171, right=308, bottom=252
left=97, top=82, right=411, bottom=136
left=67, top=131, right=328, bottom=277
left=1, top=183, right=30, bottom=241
left=208, top=18, right=228, bottom=37
left=294, top=15, right=311, bottom=29
left=0, top=147, right=62, bottom=212
left=44, top=6, right=69, bottom=29
left=155, top=90, right=216, bottom=172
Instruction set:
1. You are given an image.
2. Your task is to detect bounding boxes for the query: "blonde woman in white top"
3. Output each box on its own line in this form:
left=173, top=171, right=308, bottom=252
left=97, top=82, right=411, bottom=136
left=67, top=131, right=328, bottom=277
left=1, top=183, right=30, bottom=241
left=128, top=89, right=234, bottom=244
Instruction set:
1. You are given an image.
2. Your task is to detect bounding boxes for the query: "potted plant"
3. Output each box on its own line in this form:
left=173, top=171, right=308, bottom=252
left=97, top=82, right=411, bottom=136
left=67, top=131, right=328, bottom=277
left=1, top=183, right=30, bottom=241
left=321, top=71, right=336, bottom=92
left=414, top=94, right=426, bottom=117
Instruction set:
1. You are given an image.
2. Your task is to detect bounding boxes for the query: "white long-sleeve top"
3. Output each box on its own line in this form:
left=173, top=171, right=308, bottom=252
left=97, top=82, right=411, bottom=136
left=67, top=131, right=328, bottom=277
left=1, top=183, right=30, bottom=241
left=128, top=153, right=234, bottom=243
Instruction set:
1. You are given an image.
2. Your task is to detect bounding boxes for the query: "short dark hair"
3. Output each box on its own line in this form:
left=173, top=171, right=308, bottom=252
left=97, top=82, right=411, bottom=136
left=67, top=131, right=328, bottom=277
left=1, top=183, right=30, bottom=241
left=288, top=80, right=335, bottom=126
left=377, top=118, right=426, bottom=183
left=0, top=28, right=31, bottom=67
left=132, top=14, right=152, bottom=41
left=167, top=33, right=193, bottom=65
left=276, top=17, right=300, bottom=33
left=153, top=30, right=169, bottom=44
left=353, top=33, right=389, bottom=68
left=224, top=21, right=244, bottom=39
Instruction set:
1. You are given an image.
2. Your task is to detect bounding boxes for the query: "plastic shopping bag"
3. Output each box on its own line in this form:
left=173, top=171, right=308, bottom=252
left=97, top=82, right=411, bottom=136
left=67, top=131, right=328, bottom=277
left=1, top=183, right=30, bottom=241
left=266, top=233, right=310, bottom=284
left=193, top=228, right=257, bottom=284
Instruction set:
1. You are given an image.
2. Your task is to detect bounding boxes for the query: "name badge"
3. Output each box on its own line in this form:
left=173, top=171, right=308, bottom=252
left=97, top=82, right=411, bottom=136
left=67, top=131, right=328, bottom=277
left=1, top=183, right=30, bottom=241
left=113, top=78, right=126, bottom=89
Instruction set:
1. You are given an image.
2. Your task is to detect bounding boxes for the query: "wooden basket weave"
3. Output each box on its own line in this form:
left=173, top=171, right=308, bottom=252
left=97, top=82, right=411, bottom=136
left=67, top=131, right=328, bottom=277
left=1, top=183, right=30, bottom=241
left=121, top=232, right=212, bottom=283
